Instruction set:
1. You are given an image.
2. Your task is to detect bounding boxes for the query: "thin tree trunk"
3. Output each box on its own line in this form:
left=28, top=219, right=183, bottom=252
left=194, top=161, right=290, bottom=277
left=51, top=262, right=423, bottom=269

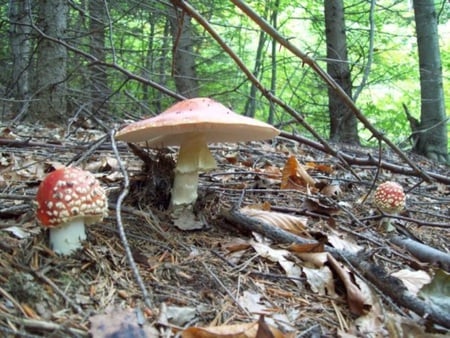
left=89, top=0, right=109, bottom=115
left=31, top=0, right=68, bottom=122
left=244, top=4, right=269, bottom=118
left=169, top=8, right=198, bottom=98
left=324, top=0, right=359, bottom=144
left=412, top=0, right=448, bottom=163
left=9, top=0, right=31, bottom=119
left=268, top=0, right=280, bottom=125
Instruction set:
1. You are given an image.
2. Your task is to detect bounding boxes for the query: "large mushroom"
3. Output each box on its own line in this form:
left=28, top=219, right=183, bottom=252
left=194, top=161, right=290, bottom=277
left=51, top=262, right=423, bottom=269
left=36, top=167, right=108, bottom=255
left=116, top=97, right=280, bottom=210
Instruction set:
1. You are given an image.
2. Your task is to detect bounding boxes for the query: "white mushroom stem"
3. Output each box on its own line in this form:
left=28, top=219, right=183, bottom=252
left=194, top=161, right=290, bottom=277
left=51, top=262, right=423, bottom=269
left=49, top=218, right=87, bottom=255
left=171, top=134, right=217, bottom=206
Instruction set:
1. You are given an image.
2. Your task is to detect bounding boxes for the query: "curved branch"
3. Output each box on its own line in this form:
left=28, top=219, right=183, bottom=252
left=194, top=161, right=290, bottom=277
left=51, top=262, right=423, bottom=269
left=228, top=0, right=432, bottom=183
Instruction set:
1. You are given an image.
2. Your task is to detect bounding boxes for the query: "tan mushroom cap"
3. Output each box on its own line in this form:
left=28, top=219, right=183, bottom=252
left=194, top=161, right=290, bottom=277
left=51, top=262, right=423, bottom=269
left=115, top=97, right=280, bottom=146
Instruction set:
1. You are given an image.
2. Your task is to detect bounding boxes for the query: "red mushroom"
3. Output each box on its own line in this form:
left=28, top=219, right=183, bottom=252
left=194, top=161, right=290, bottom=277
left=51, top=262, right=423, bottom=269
left=374, top=181, right=405, bottom=230
left=36, top=167, right=108, bottom=255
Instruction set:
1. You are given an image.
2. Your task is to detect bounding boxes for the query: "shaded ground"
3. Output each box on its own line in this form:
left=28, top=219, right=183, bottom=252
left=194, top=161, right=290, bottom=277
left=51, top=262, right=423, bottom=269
left=0, top=122, right=449, bottom=337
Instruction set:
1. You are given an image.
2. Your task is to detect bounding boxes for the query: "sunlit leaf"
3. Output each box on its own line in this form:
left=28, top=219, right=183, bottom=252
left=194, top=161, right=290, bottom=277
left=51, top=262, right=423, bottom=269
left=280, top=156, right=316, bottom=190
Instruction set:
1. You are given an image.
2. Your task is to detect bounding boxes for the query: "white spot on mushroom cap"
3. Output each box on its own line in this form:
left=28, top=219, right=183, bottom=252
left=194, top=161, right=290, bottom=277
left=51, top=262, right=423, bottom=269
left=36, top=167, right=108, bottom=227
left=374, top=181, right=406, bottom=213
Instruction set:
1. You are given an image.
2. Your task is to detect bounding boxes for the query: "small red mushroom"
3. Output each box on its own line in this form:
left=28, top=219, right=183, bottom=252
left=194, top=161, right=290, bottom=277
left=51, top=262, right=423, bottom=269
left=374, top=181, right=405, bottom=231
left=36, top=167, right=108, bottom=255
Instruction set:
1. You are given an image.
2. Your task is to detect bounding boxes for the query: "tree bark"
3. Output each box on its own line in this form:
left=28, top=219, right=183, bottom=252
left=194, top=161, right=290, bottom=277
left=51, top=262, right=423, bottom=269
left=169, top=8, right=198, bottom=98
left=31, top=0, right=68, bottom=122
left=89, top=0, right=109, bottom=115
left=9, top=0, right=32, bottom=118
left=412, top=0, right=448, bottom=163
left=324, top=0, right=359, bottom=144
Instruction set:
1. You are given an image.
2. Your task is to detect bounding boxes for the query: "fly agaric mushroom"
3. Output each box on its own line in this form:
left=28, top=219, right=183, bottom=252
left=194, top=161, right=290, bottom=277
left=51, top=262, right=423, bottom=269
left=36, top=167, right=108, bottom=255
left=374, top=181, right=405, bottom=231
left=115, top=97, right=280, bottom=210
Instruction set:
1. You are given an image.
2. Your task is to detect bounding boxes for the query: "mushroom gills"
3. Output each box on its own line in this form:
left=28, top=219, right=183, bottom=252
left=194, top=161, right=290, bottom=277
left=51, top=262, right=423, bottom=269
left=171, top=134, right=216, bottom=206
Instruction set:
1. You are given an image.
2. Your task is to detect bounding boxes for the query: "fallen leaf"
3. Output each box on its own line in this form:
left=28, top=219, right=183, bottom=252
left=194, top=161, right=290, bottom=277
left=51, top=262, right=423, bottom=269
left=182, top=316, right=289, bottom=338
left=241, top=207, right=308, bottom=236
left=391, top=269, right=431, bottom=295
left=280, top=156, right=316, bottom=190
left=305, top=162, right=334, bottom=174
left=418, top=269, right=450, bottom=314
left=301, top=197, right=340, bottom=216
left=327, top=254, right=369, bottom=316
left=303, top=265, right=335, bottom=296
left=250, top=241, right=302, bottom=282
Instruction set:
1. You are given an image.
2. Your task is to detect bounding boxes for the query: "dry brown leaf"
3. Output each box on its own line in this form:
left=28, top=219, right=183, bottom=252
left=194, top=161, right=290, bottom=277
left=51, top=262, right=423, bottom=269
left=280, top=156, right=316, bottom=190
left=327, top=253, right=369, bottom=316
left=182, top=316, right=288, bottom=338
left=301, top=197, right=340, bottom=216
left=182, top=321, right=258, bottom=338
left=305, top=162, right=334, bottom=174
left=240, top=207, right=308, bottom=236
left=288, top=242, right=325, bottom=254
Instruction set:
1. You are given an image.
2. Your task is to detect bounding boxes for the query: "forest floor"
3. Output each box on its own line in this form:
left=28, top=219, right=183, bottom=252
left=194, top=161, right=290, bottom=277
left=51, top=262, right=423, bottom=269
left=0, top=121, right=449, bottom=338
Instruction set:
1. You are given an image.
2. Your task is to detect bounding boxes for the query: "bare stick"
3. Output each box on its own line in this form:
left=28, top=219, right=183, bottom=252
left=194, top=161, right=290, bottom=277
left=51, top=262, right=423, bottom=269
left=228, top=0, right=432, bottom=182
left=110, top=130, right=153, bottom=309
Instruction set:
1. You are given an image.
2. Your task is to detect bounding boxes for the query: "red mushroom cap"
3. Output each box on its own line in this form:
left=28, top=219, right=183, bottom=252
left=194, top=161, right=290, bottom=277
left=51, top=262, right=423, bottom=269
left=36, top=167, right=107, bottom=227
left=374, top=181, right=405, bottom=214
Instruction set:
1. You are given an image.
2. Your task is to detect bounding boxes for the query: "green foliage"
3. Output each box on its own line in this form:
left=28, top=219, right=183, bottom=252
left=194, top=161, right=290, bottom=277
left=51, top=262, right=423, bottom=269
left=0, top=0, right=447, bottom=152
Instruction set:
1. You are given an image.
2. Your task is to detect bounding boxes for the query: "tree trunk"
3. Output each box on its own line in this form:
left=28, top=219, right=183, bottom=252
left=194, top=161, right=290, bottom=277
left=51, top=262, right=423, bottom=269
left=169, top=8, right=198, bottom=98
left=9, top=0, right=32, bottom=119
left=324, top=0, right=359, bottom=144
left=244, top=19, right=267, bottom=118
left=268, top=0, right=280, bottom=125
left=31, top=0, right=68, bottom=122
left=412, top=0, right=448, bottom=163
left=89, top=0, right=109, bottom=116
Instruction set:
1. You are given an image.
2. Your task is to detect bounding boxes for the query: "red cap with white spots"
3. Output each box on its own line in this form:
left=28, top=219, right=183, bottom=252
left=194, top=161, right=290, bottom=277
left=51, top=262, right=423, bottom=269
left=374, top=181, right=406, bottom=214
left=36, top=167, right=107, bottom=227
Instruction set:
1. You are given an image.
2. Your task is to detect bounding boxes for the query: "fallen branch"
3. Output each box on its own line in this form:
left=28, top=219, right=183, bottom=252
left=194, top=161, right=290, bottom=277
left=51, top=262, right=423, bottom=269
left=229, top=0, right=432, bottom=182
left=0, top=312, right=87, bottom=337
left=390, top=235, right=450, bottom=272
left=222, top=207, right=450, bottom=329
left=279, top=131, right=450, bottom=185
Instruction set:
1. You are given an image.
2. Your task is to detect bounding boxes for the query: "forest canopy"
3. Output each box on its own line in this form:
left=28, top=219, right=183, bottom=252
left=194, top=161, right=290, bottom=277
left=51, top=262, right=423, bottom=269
left=1, top=0, right=449, bottom=160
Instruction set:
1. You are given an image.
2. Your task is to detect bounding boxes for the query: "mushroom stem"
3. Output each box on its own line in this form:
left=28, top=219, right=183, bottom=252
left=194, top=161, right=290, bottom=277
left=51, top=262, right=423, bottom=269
left=171, top=134, right=217, bottom=206
left=49, top=219, right=86, bottom=255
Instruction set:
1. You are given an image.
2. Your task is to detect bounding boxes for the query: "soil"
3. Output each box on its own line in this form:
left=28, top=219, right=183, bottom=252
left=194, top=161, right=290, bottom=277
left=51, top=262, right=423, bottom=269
left=0, top=122, right=449, bottom=337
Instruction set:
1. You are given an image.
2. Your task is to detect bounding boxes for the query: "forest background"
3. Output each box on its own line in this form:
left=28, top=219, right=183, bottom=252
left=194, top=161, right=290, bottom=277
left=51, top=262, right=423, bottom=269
left=1, top=0, right=449, bottom=163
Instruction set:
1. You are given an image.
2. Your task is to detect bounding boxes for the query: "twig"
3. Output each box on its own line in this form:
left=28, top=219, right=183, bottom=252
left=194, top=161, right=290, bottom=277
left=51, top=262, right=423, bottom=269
left=279, top=131, right=450, bottom=185
left=0, top=286, right=28, bottom=316
left=28, top=18, right=185, bottom=102
left=171, top=0, right=360, bottom=182
left=223, top=207, right=450, bottom=329
left=110, top=129, right=153, bottom=309
left=0, top=312, right=88, bottom=337
left=229, top=0, right=432, bottom=183
left=389, top=235, right=450, bottom=272
left=360, top=213, right=450, bottom=229
left=68, top=134, right=108, bottom=167
left=200, top=261, right=251, bottom=317
left=30, top=269, right=84, bottom=314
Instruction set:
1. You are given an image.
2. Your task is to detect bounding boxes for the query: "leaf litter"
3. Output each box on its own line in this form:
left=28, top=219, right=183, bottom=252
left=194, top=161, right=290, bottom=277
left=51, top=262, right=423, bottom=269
left=0, top=122, right=449, bottom=337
